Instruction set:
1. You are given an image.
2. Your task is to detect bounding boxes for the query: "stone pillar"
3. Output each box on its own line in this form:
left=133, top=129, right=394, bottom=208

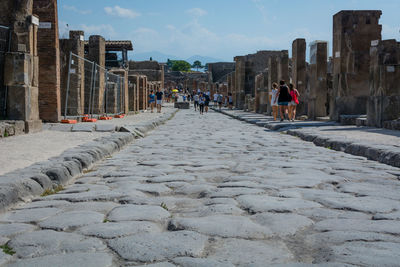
left=292, top=38, right=307, bottom=115
left=105, top=82, right=117, bottom=114
left=277, top=50, right=289, bottom=82
left=267, top=57, right=278, bottom=114
left=139, top=76, right=146, bottom=110
left=255, top=74, right=262, bottom=113
left=128, top=75, right=138, bottom=112
left=308, top=41, right=328, bottom=120
left=33, top=0, right=61, bottom=122
left=259, top=71, right=269, bottom=114
left=2, top=1, right=42, bottom=132
left=367, top=39, right=400, bottom=128
left=234, top=56, right=245, bottom=109
left=331, top=10, right=382, bottom=120
left=87, top=35, right=105, bottom=114
left=59, top=30, right=85, bottom=118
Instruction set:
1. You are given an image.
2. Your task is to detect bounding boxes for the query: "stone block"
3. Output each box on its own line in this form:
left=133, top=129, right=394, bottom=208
left=25, top=119, right=42, bottom=133
left=7, top=85, right=40, bottom=121
left=4, top=53, right=32, bottom=86
left=72, top=124, right=94, bottom=132
left=95, top=124, right=116, bottom=132
left=174, top=102, right=190, bottom=109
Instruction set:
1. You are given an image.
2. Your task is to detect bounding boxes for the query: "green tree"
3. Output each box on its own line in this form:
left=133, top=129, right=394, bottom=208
left=172, top=60, right=191, bottom=72
left=192, top=60, right=203, bottom=71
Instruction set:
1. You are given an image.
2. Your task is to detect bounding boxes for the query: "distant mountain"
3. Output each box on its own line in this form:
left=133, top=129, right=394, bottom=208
left=129, top=51, right=178, bottom=63
left=129, top=51, right=224, bottom=65
left=185, top=55, right=223, bottom=65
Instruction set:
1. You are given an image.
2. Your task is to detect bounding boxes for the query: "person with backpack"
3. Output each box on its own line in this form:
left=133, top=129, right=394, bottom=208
left=277, top=80, right=291, bottom=121
left=288, top=83, right=300, bottom=121
left=193, top=92, right=199, bottom=111
left=148, top=90, right=155, bottom=113
left=204, top=93, right=210, bottom=113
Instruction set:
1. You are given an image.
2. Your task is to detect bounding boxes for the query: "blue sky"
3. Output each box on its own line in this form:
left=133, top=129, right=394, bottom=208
left=58, top=0, right=400, bottom=62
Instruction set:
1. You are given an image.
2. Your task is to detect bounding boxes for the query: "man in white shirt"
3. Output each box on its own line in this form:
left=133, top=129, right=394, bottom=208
left=213, top=92, right=219, bottom=107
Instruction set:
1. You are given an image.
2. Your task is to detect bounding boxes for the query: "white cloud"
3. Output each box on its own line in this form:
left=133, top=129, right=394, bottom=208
left=104, top=6, right=140, bottom=19
left=63, top=5, right=91, bottom=15
left=382, top=24, right=400, bottom=39
left=252, top=0, right=268, bottom=24
left=80, top=24, right=117, bottom=39
left=186, top=8, right=207, bottom=18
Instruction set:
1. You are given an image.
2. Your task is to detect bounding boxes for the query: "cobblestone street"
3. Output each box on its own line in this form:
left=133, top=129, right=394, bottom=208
left=1, top=109, right=400, bottom=266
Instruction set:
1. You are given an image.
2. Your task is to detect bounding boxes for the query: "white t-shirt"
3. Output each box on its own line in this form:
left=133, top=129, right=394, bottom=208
left=194, top=94, right=199, bottom=101
left=213, top=93, right=219, bottom=101
left=270, top=89, right=278, bottom=105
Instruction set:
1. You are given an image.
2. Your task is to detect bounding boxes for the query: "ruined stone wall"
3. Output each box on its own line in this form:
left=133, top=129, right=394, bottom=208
left=33, top=0, right=61, bottom=122
left=331, top=10, right=382, bottom=120
left=208, top=62, right=235, bottom=83
left=367, top=39, right=400, bottom=128
left=110, top=68, right=129, bottom=114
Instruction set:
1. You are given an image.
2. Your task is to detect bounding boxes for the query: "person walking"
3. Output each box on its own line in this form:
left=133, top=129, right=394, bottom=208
left=148, top=90, right=155, bottom=113
left=198, top=93, right=205, bottom=115
left=277, top=80, right=291, bottom=121
left=213, top=92, right=219, bottom=107
left=269, top=83, right=279, bottom=121
left=204, top=93, right=210, bottom=113
left=193, top=92, right=199, bottom=111
left=155, top=88, right=164, bottom=113
left=217, top=93, right=223, bottom=110
left=288, top=83, right=300, bottom=121
left=228, top=93, right=233, bottom=109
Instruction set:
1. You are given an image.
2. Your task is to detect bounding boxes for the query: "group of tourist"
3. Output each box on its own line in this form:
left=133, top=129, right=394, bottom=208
left=193, top=91, right=210, bottom=115
left=270, top=80, right=300, bottom=121
left=148, top=88, right=164, bottom=113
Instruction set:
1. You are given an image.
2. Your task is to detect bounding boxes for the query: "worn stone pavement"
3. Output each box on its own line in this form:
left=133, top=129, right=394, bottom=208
left=1, top=108, right=400, bottom=266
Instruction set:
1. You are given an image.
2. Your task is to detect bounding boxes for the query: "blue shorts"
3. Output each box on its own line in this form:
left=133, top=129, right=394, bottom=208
left=278, top=102, right=289, bottom=106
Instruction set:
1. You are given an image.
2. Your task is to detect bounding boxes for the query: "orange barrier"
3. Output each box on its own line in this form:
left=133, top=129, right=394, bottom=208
left=99, top=116, right=113, bottom=120
left=114, top=114, right=125, bottom=118
left=82, top=117, right=97, bottom=122
left=61, top=119, right=77, bottom=124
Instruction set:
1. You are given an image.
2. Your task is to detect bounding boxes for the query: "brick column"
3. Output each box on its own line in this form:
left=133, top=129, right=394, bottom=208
left=267, top=57, right=278, bottom=114
left=33, top=0, right=61, bottom=122
left=87, top=35, right=105, bottom=115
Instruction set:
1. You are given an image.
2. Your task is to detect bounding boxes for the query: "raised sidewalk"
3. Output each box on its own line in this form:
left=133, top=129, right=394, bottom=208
left=0, top=105, right=177, bottom=212
left=214, top=108, right=400, bottom=169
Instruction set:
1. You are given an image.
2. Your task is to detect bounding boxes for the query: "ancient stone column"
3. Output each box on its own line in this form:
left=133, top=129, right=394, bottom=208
left=308, top=41, right=328, bottom=120
left=234, top=56, right=245, bottom=109
left=277, top=50, right=289, bottom=83
left=59, top=30, right=85, bottom=118
left=87, top=35, right=105, bottom=115
left=110, top=69, right=129, bottom=114
left=33, top=0, right=61, bottom=122
left=292, top=38, right=307, bottom=115
left=367, top=39, right=400, bottom=128
left=139, top=76, right=146, bottom=110
left=330, top=10, right=382, bottom=120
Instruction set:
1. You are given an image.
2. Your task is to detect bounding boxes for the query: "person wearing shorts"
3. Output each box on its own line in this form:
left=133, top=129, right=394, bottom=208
left=213, top=92, right=219, bottom=107
left=155, top=88, right=163, bottom=113
left=228, top=93, right=233, bottom=109
left=277, top=80, right=291, bottom=121
left=148, top=90, right=155, bottom=113
left=193, top=93, right=199, bottom=111
left=198, top=93, right=205, bottom=115
left=217, top=93, right=223, bottom=110
left=269, top=83, right=279, bottom=121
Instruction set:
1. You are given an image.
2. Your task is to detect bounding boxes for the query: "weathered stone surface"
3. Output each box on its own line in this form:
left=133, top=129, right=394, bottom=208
left=38, top=211, right=104, bottom=231
left=77, top=221, right=162, bottom=239
left=173, top=257, right=235, bottom=267
left=209, top=238, right=293, bottom=266
left=0, top=208, right=61, bottom=223
left=8, top=230, right=106, bottom=258
left=169, top=215, right=271, bottom=238
left=108, top=204, right=170, bottom=222
left=0, top=223, right=36, bottom=238
left=237, top=195, right=321, bottom=213
left=108, top=231, right=207, bottom=262
left=253, top=213, right=314, bottom=236
left=6, top=252, right=113, bottom=267
left=314, top=219, right=400, bottom=235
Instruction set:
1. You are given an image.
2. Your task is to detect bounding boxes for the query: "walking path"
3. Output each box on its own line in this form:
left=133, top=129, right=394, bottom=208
left=215, top=108, right=400, bottom=168
left=0, top=108, right=399, bottom=266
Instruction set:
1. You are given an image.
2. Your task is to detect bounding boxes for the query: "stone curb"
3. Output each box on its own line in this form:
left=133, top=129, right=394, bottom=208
left=214, top=108, right=400, bottom=169
left=286, top=129, right=400, bottom=168
left=0, top=109, right=178, bottom=213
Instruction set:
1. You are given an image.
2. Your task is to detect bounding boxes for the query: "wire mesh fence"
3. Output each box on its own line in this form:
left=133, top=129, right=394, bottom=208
left=63, top=52, right=126, bottom=121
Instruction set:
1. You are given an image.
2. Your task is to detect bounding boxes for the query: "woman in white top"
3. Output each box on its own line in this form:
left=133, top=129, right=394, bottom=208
left=269, top=82, right=279, bottom=121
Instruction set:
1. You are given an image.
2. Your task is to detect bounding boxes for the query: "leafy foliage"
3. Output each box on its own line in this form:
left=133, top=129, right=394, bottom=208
left=171, top=60, right=191, bottom=72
